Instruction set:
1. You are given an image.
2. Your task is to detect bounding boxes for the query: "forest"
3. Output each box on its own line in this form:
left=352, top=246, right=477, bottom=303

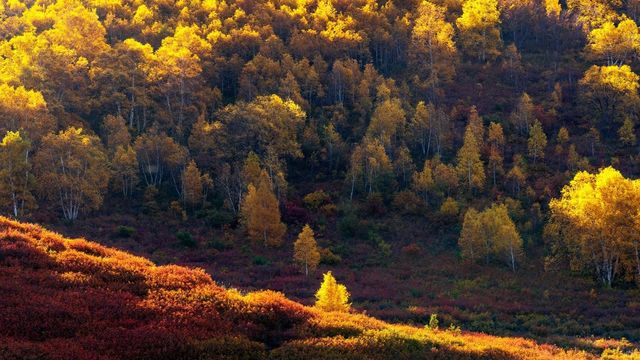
left=1, top=0, right=640, bottom=357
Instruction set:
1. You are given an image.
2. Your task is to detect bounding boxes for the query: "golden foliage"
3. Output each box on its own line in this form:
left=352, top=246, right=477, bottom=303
left=548, top=167, right=640, bottom=286
left=293, top=224, right=321, bottom=276
left=241, top=170, right=286, bottom=247
left=315, top=271, right=350, bottom=313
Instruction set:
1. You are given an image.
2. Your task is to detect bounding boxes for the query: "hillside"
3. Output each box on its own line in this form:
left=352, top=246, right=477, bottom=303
left=4, top=0, right=640, bottom=358
left=0, top=216, right=603, bottom=360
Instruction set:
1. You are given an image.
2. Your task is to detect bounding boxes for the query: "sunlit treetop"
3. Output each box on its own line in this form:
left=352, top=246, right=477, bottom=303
left=586, top=19, right=640, bottom=66
left=0, top=83, right=47, bottom=110
left=567, top=0, right=622, bottom=31
left=544, top=0, right=561, bottom=19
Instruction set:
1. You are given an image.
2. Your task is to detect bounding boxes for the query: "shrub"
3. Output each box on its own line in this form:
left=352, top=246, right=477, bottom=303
left=170, top=201, right=188, bottom=221
left=176, top=230, right=197, bottom=248
left=401, top=243, right=422, bottom=257
left=319, top=248, right=342, bottom=265
left=303, top=190, right=331, bottom=210
left=366, top=192, right=386, bottom=215
left=206, top=235, right=233, bottom=250
left=115, top=226, right=135, bottom=238
left=142, top=186, right=160, bottom=215
left=283, top=201, right=311, bottom=224
left=338, top=213, right=359, bottom=239
left=391, top=191, right=422, bottom=215
left=0, top=216, right=592, bottom=360
left=428, top=314, right=439, bottom=330
left=439, top=197, right=459, bottom=217
left=202, top=208, right=234, bottom=227
left=252, top=256, right=270, bottom=266
left=319, top=203, right=337, bottom=217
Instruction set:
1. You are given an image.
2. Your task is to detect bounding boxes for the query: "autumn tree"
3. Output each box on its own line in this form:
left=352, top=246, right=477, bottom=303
left=181, top=160, right=212, bottom=208
left=412, top=160, right=434, bottom=206
left=241, top=170, right=286, bottom=247
left=0, top=84, right=56, bottom=141
left=440, top=197, right=459, bottom=216
left=102, top=115, right=138, bottom=197
left=586, top=19, right=640, bottom=66
left=587, top=127, right=601, bottom=157
left=456, top=126, right=485, bottom=191
left=433, top=159, right=460, bottom=197
left=35, top=128, right=110, bottom=221
left=409, top=1, right=457, bottom=99
left=211, top=95, right=306, bottom=167
left=501, top=44, right=523, bottom=87
left=567, top=0, right=621, bottom=32
left=459, top=204, right=523, bottom=271
left=366, top=96, right=406, bottom=149
left=549, top=83, right=563, bottom=117
left=431, top=106, right=453, bottom=156
left=467, top=106, right=485, bottom=148
left=557, top=127, right=570, bottom=144
left=459, top=208, right=482, bottom=261
left=101, top=115, right=131, bottom=152
left=510, top=93, right=535, bottom=136
left=527, top=120, right=547, bottom=164
left=134, top=126, right=188, bottom=189
left=506, top=156, right=527, bottom=196
left=547, top=167, right=640, bottom=286
left=111, top=145, right=139, bottom=197
left=148, top=25, right=211, bottom=133
left=579, top=65, right=640, bottom=124
left=487, top=122, right=505, bottom=186
left=315, top=271, right=350, bottom=312
left=618, top=117, right=637, bottom=146
left=555, top=127, right=570, bottom=156
left=348, top=137, right=393, bottom=199
left=456, top=0, right=502, bottom=62
left=0, top=131, right=35, bottom=218
left=410, top=101, right=432, bottom=156
left=294, top=224, right=321, bottom=276
left=322, top=122, right=346, bottom=173
left=242, top=152, right=263, bottom=189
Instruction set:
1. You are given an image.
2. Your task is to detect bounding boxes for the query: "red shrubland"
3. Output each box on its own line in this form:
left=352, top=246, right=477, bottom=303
left=0, top=217, right=596, bottom=359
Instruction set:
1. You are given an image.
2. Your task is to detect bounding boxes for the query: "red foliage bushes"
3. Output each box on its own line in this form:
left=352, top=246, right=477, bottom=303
left=0, top=217, right=597, bottom=359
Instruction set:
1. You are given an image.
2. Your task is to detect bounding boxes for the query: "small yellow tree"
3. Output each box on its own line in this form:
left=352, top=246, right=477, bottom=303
left=528, top=120, right=548, bottom=164
left=467, top=106, right=484, bottom=148
left=412, top=159, right=434, bottom=206
left=315, top=271, right=350, bottom=312
left=456, top=126, right=485, bottom=191
left=459, top=208, right=482, bottom=261
left=294, top=224, right=321, bottom=276
left=182, top=159, right=212, bottom=208
left=459, top=203, right=523, bottom=270
left=487, top=122, right=505, bottom=186
left=241, top=170, right=286, bottom=247
left=111, top=145, right=139, bottom=198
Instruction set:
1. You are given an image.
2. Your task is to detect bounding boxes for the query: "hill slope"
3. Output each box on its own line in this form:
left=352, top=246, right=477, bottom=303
left=0, top=216, right=597, bottom=359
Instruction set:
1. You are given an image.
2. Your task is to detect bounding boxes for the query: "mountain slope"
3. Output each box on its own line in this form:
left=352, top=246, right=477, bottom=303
left=0, top=216, right=593, bottom=359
